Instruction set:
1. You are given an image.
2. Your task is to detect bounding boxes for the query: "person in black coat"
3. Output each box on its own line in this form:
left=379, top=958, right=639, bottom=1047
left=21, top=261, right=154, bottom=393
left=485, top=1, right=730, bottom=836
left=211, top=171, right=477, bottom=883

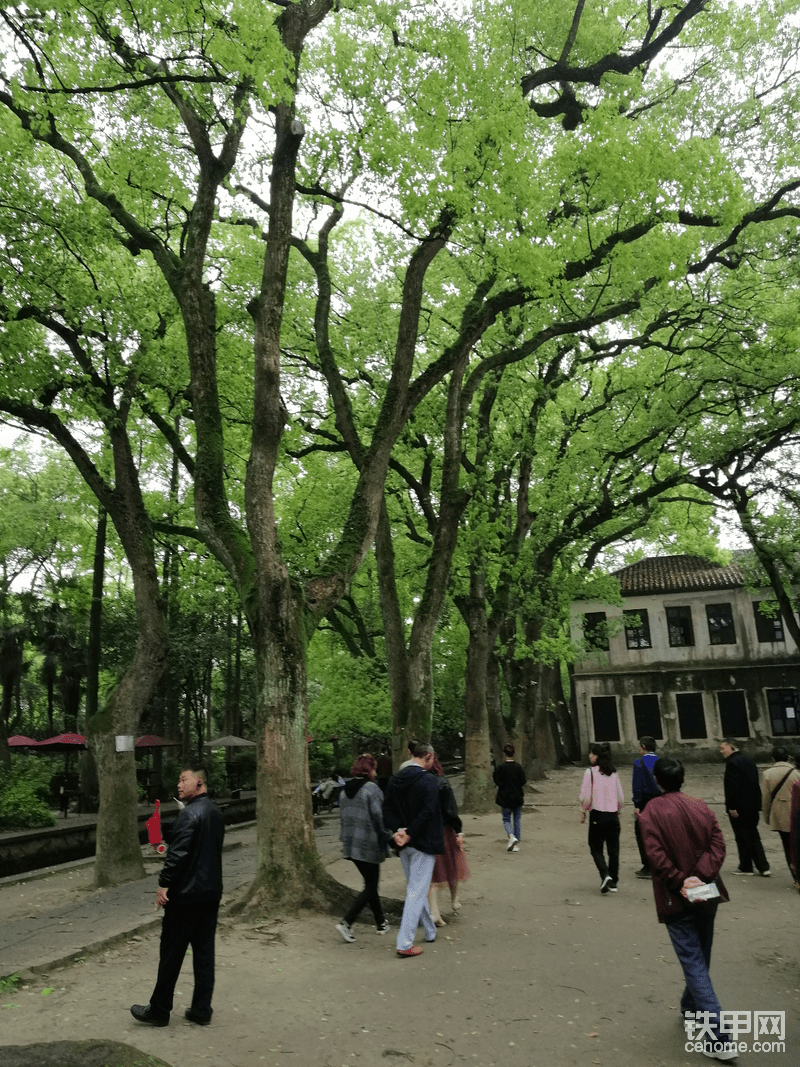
left=492, top=743, right=526, bottom=852
left=131, top=766, right=224, bottom=1026
left=720, top=738, right=770, bottom=876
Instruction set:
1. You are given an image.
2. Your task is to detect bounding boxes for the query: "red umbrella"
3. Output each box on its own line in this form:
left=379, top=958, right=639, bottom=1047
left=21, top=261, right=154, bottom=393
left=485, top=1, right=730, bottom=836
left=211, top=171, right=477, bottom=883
left=7, top=735, right=40, bottom=747
left=136, top=734, right=180, bottom=749
left=36, top=732, right=87, bottom=750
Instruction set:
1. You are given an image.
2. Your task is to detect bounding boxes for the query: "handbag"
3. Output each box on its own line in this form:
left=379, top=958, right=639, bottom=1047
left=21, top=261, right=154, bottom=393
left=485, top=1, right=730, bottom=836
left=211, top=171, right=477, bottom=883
left=764, top=769, right=793, bottom=821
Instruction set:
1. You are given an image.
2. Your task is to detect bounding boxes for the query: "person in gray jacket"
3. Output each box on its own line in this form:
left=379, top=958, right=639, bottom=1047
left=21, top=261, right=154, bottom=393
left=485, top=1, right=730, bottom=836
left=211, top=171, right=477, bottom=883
left=336, top=754, right=395, bottom=942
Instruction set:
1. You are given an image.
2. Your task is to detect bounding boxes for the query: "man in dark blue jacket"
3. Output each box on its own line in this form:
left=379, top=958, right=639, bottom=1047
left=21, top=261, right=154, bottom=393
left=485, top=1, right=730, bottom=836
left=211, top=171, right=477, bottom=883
left=383, top=743, right=444, bottom=957
left=131, top=766, right=225, bottom=1026
left=632, top=736, right=660, bottom=878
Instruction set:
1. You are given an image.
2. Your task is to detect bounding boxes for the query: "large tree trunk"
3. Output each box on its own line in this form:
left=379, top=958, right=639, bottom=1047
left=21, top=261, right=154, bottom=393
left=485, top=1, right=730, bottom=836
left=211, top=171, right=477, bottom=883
left=486, top=649, right=506, bottom=765
left=234, top=576, right=333, bottom=913
left=460, top=567, right=495, bottom=813
left=88, top=430, right=168, bottom=887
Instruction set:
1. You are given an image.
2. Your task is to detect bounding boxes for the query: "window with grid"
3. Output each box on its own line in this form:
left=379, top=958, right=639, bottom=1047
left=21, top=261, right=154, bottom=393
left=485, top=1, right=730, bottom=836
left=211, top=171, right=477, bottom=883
left=624, top=609, right=651, bottom=649
left=752, top=601, right=784, bottom=643
left=666, top=606, right=694, bottom=647
left=706, top=603, right=736, bottom=645
left=767, top=689, right=800, bottom=736
left=583, top=611, right=609, bottom=651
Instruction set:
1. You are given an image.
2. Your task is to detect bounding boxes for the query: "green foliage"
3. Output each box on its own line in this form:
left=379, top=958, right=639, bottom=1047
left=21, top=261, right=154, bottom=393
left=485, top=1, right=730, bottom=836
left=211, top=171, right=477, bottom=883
left=0, top=974, right=20, bottom=994
left=0, top=760, right=57, bottom=829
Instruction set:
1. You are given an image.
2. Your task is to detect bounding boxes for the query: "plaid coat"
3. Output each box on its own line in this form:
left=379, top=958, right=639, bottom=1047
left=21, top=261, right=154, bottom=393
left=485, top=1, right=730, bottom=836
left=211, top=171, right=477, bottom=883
left=339, top=779, right=393, bottom=865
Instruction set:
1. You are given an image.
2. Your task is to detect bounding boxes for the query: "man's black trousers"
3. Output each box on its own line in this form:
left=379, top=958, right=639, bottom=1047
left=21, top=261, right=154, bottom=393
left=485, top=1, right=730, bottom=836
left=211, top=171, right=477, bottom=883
left=150, top=899, right=219, bottom=1019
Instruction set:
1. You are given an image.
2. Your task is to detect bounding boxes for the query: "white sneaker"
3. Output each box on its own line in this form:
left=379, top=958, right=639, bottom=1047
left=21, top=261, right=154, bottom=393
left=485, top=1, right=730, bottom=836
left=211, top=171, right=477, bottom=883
left=336, top=921, right=355, bottom=943
left=507, top=835, right=518, bottom=852
left=511, top=845, right=519, bottom=852
left=702, top=1041, right=739, bottom=1061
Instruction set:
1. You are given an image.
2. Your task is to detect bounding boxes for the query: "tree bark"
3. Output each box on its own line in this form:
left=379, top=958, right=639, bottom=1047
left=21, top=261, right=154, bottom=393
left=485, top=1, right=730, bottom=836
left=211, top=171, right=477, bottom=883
left=460, top=565, right=495, bottom=813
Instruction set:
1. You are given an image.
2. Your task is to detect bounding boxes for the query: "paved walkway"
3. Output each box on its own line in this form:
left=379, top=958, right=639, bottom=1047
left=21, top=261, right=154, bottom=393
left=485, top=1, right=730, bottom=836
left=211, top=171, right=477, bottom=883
left=0, top=812, right=344, bottom=978
left=1, top=763, right=797, bottom=1067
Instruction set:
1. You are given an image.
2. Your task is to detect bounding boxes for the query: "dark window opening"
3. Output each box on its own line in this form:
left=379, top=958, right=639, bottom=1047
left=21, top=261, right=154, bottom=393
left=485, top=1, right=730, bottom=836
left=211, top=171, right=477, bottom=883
left=717, top=690, right=749, bottom=737
left=753, top=601, right=784, bottom=643
left=676, top=692, right=707, bottom=739
left=767, top=689, right=800, bottom=736
left=584, top=611, right=609, bottom=651
left=624, top=609, right=652, bottom=649
left=666, top=606, right=694, bottom=647
left=706, top=602, right=736, bottom=645
left=632, top=693, right=662, bottom=740
left=591, top=696, right=620, bottom=742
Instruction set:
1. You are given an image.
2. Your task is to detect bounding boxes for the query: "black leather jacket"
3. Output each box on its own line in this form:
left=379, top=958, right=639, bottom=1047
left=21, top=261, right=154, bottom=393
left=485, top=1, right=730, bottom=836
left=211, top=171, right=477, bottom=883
left=159, top=793, right=224, bottom=902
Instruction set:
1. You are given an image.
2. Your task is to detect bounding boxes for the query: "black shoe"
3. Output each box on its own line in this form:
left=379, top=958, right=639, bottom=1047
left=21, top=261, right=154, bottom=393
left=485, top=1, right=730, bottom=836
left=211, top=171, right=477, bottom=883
left=130, top=1003, right=169, bottom=1026
left=600, top=875, right=613, bottom=894
left=185, top=1007, right=213, bottom=1025
left=635, top=867, right=652, bottom=879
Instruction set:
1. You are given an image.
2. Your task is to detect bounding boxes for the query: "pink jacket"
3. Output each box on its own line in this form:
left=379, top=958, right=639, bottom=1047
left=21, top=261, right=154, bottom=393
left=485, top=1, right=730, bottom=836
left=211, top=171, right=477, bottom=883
left=638, top=791, right=729, bottom=922
left=579, top=767, right=623, bottom=813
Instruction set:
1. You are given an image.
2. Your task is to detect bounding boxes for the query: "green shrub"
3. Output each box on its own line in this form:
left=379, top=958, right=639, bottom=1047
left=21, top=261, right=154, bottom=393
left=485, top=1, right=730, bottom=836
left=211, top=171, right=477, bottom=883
left=0, top=781, right=57, bottom=830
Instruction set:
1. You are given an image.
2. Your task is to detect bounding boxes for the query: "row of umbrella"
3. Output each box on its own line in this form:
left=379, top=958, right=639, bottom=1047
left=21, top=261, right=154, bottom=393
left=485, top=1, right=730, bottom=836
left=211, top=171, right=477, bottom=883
left=7, top=733, right=256, bottom=751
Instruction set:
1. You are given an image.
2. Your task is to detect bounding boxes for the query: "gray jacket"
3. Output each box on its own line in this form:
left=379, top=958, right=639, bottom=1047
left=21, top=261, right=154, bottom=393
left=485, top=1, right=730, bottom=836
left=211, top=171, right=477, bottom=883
left=339, top=778, right=393, bottom=865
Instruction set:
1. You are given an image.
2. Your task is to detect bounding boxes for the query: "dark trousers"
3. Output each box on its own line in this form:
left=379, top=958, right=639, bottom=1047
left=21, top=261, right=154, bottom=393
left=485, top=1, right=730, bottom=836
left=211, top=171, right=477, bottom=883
left=588, top=811, right=620, bottom=883
left=150, top=900, right=219, bottom=1019
left=778, top=830, right=792, bottom=871
left=634, top=795, right=656, bottom=868
left=344, top=859, right=386, bottom=927
left=728, top=812, right=768, bottom=874
left=666, top=906, right=722, bottom=1040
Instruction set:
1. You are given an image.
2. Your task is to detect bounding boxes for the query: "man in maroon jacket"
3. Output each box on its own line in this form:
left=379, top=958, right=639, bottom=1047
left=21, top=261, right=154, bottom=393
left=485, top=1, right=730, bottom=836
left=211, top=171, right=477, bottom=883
left=638, top=758, right=736, bottom=1062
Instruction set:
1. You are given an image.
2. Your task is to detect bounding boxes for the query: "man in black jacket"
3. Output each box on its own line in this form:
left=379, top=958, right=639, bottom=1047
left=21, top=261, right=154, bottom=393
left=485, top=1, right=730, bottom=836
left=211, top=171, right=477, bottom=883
left=720, top=738, right=769, bottom=877
left=383, top=743, right=444, bottom=957
left=131, top=766, right=225, bottom=1026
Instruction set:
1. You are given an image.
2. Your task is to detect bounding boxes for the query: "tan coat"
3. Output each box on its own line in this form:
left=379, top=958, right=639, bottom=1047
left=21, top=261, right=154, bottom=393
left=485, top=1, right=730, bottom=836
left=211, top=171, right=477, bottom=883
left=761, top=762, right=800, bottom=832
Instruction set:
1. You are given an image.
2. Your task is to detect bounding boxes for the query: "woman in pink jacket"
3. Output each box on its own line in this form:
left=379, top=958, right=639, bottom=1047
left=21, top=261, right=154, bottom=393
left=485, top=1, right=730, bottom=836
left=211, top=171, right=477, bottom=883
left=579, top=742, right=624, bottom=894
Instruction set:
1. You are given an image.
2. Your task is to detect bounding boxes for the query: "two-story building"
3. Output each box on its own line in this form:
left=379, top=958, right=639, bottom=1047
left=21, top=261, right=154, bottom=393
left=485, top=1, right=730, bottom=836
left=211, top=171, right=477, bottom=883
left=570, top=555, right=800, bottom=761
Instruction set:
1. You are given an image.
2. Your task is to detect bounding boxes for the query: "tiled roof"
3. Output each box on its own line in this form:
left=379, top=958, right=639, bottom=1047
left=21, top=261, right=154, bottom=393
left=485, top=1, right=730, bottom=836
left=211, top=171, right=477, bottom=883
left=612, top=555, right=750, bottom=595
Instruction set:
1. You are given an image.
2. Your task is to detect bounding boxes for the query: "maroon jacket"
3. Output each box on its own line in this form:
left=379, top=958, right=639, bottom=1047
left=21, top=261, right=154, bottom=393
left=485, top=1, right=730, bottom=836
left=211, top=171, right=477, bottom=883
left=638, top=791, right=729, bottom=922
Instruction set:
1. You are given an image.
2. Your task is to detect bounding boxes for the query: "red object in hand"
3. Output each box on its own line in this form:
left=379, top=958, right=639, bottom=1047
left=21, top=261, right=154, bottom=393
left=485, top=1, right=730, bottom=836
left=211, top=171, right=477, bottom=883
left=146, top=800, right=166, bottom=854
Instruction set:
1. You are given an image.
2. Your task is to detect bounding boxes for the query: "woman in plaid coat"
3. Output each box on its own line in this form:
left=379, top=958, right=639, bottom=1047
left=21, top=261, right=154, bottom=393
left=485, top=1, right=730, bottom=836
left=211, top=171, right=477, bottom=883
left=335, top=754, right=395, bottom=942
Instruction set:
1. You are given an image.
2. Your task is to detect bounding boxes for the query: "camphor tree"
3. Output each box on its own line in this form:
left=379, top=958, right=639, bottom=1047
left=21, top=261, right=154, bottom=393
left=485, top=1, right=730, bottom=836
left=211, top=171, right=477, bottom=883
left=2, top=1, right=800, bottom=899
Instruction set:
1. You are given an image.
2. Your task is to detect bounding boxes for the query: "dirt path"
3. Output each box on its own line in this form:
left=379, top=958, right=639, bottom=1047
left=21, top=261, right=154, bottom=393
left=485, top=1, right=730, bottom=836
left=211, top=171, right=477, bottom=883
left=1, top=764, right=797, bottom=1067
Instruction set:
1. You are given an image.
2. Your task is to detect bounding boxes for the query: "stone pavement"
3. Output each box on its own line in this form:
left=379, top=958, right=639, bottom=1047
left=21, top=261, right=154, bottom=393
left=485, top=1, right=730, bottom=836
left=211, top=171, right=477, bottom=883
left=0, top=812, right=344, bottom=979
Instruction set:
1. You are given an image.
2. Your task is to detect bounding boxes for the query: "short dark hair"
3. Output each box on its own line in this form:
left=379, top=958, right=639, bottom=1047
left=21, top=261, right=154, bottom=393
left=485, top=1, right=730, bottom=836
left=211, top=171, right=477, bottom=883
left=350, top=754, right=377, bottom=777
left=639, top=736, right=657, bottom=753
left=182, top=766, right=207, bottom=785
left=411, top=742, right=434, bottom=758
left=722, top=737, right=738, bottom=750
left=503, top=743, right=515, bottom=757
left=771, top=745, right=789, bottom=763
left=652, top=757, right=683, bottom=793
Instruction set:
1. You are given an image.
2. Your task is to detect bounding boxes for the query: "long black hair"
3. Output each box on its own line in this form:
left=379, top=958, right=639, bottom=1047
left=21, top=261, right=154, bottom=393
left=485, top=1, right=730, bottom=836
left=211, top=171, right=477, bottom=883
left=589, top=741, right=616, bottom=777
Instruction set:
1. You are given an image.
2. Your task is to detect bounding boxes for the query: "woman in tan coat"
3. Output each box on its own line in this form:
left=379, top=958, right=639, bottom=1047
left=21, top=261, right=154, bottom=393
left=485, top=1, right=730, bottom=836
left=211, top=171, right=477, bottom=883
left=761, top=745, right=800, bottom=873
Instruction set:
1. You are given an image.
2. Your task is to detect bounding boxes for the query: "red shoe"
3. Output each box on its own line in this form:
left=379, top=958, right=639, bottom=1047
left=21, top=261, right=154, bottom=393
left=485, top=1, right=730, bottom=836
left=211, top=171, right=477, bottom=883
left=396, top=946, right=424, bottom=958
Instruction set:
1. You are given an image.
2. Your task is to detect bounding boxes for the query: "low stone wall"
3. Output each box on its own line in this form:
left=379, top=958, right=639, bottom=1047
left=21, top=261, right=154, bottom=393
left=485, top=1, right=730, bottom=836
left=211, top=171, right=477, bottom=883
left=0, top=795, right=256, bottom=877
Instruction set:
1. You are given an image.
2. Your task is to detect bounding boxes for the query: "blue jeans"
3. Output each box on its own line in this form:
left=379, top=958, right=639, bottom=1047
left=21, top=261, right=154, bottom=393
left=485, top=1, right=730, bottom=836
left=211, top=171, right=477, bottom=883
left=665, top=907, right=722, bottom=1040
left=502, top=807, right=522, bottom=840
left=397, top=847, right=437, bottom=950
